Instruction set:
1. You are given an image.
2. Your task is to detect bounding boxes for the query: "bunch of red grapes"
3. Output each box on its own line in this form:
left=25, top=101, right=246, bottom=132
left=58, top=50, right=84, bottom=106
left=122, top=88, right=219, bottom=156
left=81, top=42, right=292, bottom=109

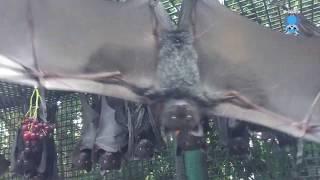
left=21, top=117, right=54, bottom=153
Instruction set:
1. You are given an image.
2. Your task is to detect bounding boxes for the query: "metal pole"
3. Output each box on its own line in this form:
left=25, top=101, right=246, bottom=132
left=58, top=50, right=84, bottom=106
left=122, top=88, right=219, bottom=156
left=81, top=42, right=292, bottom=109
left=184, top=150, right=208, bottom=180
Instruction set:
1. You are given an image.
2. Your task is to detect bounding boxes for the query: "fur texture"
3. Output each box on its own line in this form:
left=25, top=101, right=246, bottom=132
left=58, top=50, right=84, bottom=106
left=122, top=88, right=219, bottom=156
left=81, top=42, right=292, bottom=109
left=157, top=30, right=200, bottom=91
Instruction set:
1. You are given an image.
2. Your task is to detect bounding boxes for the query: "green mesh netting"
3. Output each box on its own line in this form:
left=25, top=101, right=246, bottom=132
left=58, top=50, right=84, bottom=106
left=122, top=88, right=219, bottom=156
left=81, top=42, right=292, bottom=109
left=0, top=82, right=318, bottom=180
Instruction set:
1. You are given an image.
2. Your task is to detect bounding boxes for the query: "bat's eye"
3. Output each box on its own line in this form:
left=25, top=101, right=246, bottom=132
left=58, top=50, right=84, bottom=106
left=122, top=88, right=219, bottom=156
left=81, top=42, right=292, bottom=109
left=293, top=27, right=297, bottom=30
left=288, top=26, right=292, bottom=30
left=186, top=115, right=192, bottom=119
left=171, top=116, right=177, bottom=119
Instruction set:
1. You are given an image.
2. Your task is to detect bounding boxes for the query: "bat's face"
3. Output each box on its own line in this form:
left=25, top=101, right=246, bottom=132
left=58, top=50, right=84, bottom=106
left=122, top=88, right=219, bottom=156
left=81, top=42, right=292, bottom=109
left=160, top=99, right=201, bottom=132
left=97, top=151, right=122, bottom=171
left=72, top=150, right=92, bottom=172
left=134, top=139, right=154, bottom=160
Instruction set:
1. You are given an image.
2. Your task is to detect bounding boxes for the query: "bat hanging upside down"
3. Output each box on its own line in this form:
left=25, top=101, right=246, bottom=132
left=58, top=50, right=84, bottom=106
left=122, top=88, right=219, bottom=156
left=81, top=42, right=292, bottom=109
left=0, top=0, right=320, bottom=142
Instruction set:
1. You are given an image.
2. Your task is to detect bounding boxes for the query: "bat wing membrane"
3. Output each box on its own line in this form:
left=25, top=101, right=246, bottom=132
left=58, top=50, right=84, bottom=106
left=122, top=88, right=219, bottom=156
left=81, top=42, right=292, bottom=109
left=0, top=0, right=172, bottom=102
left=185, top=0, right=320, bottom=142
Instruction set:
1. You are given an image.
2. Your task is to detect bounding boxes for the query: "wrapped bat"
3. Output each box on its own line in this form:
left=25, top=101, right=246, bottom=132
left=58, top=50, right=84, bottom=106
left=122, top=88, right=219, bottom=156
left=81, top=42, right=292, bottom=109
left=72, top=94, right=100, bottom=172
left=0, top=0, right=320, bottom=143
left=73, top=94, right=160, bottom=172
left=11, top=104, right=58, bottom=179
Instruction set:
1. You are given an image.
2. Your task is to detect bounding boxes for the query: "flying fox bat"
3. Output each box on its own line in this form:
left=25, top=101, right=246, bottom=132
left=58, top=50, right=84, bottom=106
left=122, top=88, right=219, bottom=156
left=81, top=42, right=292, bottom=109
left=0, top=0, right=320, bottom=142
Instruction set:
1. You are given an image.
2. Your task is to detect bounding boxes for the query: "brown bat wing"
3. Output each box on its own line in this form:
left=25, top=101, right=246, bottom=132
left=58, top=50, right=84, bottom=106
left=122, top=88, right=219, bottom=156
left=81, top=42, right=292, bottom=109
left=0, top=0, right=39, bottom=87
left=180, top=0, right=320, bottom=142
left=0, top=0, right=172, bottom=102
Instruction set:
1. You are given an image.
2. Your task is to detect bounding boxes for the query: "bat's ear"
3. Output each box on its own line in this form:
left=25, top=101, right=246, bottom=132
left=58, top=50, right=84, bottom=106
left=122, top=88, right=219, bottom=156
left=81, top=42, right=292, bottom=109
left=177, top=0, right=197, bottom=32
left=149, top=0, right=174, bottom=34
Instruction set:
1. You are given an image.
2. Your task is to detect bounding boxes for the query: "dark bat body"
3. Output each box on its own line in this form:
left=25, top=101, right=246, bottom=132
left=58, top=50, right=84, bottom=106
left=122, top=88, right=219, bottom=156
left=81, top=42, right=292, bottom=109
left=217, top=118, right=250, bottom=155
left=0, top=0, right=320, bottom=143
left=11, top=104, right=58, bottom=179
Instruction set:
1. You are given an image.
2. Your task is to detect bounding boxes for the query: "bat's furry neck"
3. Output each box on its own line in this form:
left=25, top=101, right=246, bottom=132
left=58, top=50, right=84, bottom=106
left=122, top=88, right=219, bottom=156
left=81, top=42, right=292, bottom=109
left=153, top=87, right=207, bottom=107
left=157, top=30, right=200, bottom=92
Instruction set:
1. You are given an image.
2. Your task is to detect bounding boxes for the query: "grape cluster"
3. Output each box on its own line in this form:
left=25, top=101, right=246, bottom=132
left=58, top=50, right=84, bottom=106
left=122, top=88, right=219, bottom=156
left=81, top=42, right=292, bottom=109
left=21, top=117, right=54, bottom=152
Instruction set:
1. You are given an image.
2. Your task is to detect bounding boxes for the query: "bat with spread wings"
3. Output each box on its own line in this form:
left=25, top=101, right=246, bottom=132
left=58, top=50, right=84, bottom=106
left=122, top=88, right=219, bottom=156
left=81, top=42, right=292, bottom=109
left=0, top=0, right=320, bottom=143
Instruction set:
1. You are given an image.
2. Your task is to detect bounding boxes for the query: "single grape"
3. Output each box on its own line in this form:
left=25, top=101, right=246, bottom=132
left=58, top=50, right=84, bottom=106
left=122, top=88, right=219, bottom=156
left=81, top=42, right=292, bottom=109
left=30, top=133, right=38, bottom=140
left=22, top=124, right=28, bottom=132
left=44, top=126, right=49, bottom=132
left=48, top=125, right=55, bottom=132
left=23, top=131, right=31, bottom=141
left=32, top=122, right=38, bottom=127
left=27, top=117, right=33, bottom=122
left=38, top=122, right=44, bottom=128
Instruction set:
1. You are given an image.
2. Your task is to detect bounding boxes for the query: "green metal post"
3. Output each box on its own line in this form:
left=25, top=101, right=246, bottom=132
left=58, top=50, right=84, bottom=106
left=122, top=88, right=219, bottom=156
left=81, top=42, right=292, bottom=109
left=174, top=137, right=187, bottom=180
left=184, top=150, right=208, bottom=180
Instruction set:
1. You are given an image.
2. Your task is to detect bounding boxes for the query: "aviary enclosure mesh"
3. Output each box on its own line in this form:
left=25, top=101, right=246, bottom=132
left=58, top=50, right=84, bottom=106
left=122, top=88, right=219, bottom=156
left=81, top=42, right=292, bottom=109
left=0, top=0, right=319, bottom=179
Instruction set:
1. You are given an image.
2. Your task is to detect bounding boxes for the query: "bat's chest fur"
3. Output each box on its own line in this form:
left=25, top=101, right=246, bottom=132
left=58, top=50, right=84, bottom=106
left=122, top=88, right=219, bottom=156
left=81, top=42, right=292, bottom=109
left=157, top=31, right=200, bottom=92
